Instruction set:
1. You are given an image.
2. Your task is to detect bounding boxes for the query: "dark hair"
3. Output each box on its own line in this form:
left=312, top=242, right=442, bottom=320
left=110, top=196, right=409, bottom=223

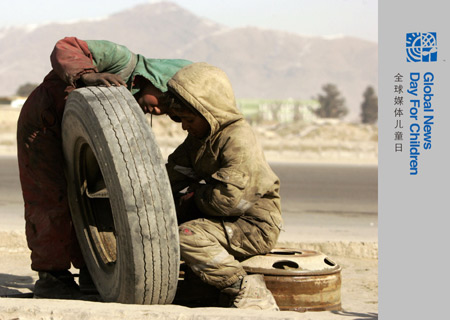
left=157, top=92, right=175, bottom=108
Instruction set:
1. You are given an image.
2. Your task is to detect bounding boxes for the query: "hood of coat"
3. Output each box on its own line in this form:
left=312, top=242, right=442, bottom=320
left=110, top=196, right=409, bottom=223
left=167, top=62, right=243, bottom=138
left=131, top=55, right=192, bottom=95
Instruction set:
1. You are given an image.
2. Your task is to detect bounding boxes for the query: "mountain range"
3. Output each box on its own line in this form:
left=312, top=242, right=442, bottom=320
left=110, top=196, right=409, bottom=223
left=0, top=1, right=377, bottom=121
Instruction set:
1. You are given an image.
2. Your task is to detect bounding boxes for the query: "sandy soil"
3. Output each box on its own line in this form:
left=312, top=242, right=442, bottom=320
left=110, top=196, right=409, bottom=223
left=0, top=231, right=377, bottom=320
left=0, top=107, right=378, bottom=319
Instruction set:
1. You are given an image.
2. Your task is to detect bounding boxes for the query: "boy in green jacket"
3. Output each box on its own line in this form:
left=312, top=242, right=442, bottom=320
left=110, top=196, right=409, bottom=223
left=17, top=37, right=191, bottom=299
left=166, top=62, right=282, bottom=310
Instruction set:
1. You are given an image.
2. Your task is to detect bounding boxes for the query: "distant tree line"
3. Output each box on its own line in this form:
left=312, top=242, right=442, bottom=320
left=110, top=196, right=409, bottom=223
left=313, top=83, right=378, bottom=124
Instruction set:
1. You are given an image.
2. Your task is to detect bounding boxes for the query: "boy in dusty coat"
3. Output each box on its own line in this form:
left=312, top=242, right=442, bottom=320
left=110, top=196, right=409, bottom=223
left=166, top=62, right=283, bottom=310
left=17, top=36, right=192, bottom=298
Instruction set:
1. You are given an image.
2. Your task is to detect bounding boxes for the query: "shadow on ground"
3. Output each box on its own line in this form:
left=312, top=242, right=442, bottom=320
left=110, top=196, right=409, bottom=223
left=332, top=310, right=378, bottom=319
left=0, top=273, right=34, bottom=297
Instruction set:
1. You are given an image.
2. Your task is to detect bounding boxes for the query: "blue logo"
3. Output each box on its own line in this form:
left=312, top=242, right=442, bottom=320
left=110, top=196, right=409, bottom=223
left=406, top=32, right=437, bottom=62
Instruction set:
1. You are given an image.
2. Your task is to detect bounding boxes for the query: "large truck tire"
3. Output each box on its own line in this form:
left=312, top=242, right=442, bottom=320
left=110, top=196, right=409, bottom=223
left=62, top=86, right=179, bottom=304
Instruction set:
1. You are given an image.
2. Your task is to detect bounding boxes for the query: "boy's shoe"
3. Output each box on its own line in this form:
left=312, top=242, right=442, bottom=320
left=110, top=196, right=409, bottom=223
left=33, top=270, right=84, bottom=299
left=231, top=274, right=280, bottom=311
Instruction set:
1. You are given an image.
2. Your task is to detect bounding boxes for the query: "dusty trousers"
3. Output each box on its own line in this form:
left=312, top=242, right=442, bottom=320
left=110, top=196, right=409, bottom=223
left=179, top=217, right=279, bottom=290
left=16, top=74, right=84, bottom=271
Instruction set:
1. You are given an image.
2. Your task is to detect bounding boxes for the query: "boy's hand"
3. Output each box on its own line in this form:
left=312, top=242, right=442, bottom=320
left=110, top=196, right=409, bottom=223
left=179, top=191, right=194, bottom=205
left=81, top=73, right=127, bottom=87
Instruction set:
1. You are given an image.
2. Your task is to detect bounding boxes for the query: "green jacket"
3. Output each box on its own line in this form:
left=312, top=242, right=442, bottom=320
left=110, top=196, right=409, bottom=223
left=50, top=37, right=192, bottom=95
left=86, top=40, right=192, bottom=95
left=166, top=63, right=283, bottom=254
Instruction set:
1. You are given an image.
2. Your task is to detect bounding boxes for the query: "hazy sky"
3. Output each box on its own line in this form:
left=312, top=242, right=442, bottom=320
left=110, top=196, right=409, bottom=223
left=0, top=0, right=378, bottom=42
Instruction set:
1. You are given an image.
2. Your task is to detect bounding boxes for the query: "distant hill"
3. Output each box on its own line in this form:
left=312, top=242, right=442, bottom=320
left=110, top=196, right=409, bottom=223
left=0, top=1, right=377, bottom=121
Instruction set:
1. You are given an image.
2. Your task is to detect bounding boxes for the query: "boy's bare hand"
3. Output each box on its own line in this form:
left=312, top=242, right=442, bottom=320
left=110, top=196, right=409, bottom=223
left=81, top=73, right=127, bottom=87
left=179, top=191, right=195, bottom=205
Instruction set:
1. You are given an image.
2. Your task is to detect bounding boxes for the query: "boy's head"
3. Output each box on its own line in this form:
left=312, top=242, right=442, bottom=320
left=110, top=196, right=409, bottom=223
left=133, top=76, right=174, bottom=115
left=169, top=95, right=210, bottom=139
left=167, top=63, right=243, bottom=138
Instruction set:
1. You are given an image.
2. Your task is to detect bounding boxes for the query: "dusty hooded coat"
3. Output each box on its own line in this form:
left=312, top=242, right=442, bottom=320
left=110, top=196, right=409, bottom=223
left=166, top=63, right=283, bottom=254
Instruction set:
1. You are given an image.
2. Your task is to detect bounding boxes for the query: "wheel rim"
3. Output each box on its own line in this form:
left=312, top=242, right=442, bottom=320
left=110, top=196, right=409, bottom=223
left=75, top=139, right=117, bottom=272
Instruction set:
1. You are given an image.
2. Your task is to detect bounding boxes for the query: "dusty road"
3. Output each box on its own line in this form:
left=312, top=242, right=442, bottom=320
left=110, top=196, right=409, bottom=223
left=272, top=162, right=377, bottom=214
left=271, top=162, right=378, bottom=243
left=0, top=156, right=378, bottom=241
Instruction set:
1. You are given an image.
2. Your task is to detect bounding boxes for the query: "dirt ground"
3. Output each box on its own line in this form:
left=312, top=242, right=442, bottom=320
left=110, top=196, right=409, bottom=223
left=0, top=232, right=378, bottom=320
left=0, top=107, right=378, bottom=319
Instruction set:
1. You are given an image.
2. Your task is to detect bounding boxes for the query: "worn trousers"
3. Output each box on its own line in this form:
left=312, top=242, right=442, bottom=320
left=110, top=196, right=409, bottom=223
left=16, top=74, right=84, bottom=271
left=179, top=217, right=277, bottom=290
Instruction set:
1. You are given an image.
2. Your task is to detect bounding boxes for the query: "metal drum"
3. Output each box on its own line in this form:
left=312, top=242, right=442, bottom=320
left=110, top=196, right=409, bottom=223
left=241, top=248, right=342, bottom=312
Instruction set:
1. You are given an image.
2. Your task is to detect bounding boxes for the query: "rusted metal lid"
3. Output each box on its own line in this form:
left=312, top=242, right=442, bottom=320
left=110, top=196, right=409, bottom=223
left=241, top=248, right=341, bottom=276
